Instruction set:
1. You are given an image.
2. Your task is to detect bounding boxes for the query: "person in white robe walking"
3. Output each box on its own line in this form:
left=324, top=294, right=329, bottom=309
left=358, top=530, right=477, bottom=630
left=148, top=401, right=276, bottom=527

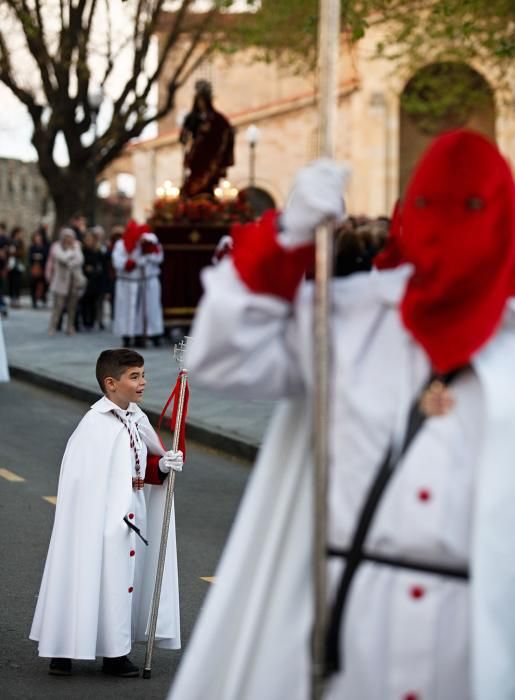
left=169, top=130, right=515, bottom=700
left=0, top=312, right=9, bottom=381
left=30, top=348, right=183, bottom=677
left=112, top=221, right=164, bottom=348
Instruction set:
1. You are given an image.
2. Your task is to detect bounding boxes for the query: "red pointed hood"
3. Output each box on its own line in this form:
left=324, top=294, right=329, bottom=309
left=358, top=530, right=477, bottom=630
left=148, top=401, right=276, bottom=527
left=123, top=220, right=141, bottom=253
left=123, top=220, right=153, bottom=253
left=397, top=129, right=515, bottom=372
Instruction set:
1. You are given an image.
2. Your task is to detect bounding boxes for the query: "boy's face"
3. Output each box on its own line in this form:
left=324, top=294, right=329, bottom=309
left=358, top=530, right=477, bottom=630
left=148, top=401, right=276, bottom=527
left=105, top=365, right=146, bottom=408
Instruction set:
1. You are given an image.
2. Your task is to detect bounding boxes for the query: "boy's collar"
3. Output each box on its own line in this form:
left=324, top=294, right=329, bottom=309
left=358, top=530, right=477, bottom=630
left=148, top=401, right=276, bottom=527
left=91, top=396, right=143, bottom=417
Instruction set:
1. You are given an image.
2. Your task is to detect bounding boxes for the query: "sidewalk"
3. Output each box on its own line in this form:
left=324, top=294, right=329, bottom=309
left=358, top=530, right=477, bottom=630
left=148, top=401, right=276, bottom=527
left=2, top=301, right=275, bottom=460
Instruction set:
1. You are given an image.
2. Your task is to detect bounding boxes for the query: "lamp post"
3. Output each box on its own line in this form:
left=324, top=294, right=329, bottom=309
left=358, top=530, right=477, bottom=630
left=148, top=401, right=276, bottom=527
left=244, top=124, right=260, bottom=187
left=88, top=86, right=103, bottom=226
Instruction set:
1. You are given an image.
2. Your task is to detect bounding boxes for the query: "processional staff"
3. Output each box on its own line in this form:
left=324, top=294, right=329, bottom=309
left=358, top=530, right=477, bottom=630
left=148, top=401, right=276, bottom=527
left=143, top=337, right=190, bottom=679
left=311, top=1, right=341, bottom=699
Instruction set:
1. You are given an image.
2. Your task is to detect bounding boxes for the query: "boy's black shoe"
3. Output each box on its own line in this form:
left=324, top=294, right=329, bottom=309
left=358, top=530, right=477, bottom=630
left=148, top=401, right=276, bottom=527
left=102, top=655, right=139, bottom=678
left=49, top=658, right=72, bottom=675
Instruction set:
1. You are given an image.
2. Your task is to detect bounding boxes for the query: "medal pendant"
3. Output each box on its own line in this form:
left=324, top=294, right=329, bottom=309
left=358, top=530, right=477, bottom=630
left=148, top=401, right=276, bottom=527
left=419, top=380, right=455, bottom=417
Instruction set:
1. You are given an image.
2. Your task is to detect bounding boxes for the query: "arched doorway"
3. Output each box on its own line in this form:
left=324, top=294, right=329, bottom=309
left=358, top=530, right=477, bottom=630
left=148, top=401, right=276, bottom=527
left=399, top=62, right=496, bottom=194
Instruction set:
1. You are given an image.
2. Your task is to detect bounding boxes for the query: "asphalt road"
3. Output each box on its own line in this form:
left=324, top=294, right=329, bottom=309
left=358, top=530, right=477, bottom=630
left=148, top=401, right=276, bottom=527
left=0, top=379, right=250, bottom=700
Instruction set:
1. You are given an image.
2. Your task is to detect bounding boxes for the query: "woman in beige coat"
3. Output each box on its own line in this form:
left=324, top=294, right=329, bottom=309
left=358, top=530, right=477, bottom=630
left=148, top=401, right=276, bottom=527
left=48, top=228, right=85, bottom=336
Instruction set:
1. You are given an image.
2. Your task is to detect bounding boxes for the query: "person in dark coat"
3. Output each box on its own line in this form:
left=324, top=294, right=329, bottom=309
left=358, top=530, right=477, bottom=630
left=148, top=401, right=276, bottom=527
left=7, top=227, right=26, bottom=308
left=28, top=230, right=48, bottom=308
left=81, top=231, right=104, bottom=330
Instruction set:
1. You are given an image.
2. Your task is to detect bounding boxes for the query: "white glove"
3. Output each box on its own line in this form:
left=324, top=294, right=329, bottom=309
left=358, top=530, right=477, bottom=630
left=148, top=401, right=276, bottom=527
left=158, top=450, right=183, bottom=474
left=280, top=158, right=351, bottom=248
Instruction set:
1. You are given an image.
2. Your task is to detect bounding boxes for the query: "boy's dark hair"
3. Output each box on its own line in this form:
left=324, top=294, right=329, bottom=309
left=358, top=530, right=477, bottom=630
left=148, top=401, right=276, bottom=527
left=96, top=349, right=144, bottom=392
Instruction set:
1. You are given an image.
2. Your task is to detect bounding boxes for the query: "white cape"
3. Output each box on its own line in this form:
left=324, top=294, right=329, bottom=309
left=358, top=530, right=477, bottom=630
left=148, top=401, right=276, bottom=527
left=30, top=398, right=180, bottom=658
left=0, top=315, right=9, bottom=382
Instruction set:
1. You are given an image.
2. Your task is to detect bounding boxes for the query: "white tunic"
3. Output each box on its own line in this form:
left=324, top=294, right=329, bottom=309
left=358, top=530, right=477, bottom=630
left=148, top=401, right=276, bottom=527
left=169, top=260, right=515, bottom=700
left=112, top=239, right=164, bottom=337
left=30, top=397, right=180, bottom=659
left=0, top=315, right=9, bottom=381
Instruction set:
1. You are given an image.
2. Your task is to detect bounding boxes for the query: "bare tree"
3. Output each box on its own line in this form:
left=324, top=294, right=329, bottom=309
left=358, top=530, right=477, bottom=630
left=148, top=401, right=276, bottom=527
left=0, top=0, right=245, bottom=229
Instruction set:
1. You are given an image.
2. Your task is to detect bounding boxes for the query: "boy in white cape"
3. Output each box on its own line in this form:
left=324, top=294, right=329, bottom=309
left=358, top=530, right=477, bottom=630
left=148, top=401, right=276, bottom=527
left=30, top=348, right=183, bottom=677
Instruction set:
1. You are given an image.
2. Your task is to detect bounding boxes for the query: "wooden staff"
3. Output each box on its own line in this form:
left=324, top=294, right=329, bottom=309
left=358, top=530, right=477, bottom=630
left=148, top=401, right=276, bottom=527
left=311, top=2, right=341, bottom=699
left=143, top=340, right=189, bottom=679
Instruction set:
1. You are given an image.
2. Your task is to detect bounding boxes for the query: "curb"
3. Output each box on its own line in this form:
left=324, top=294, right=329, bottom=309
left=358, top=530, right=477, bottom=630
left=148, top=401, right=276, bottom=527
left=9, top=364, right=259, bottom=463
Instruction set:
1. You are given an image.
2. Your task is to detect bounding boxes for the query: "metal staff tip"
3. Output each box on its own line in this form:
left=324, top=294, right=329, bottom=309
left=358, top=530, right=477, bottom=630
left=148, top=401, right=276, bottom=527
left=173, top=336, right=192, bottom=369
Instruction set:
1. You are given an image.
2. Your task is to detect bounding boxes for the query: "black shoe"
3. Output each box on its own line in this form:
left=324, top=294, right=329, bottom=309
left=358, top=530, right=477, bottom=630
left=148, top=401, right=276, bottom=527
left=134, top=336, right=146, bottom=349
left=49, top=658, right=72, bottom=676
left=151, top=335, right=161, bottom=348
left=102, top=655, right=139, bottom=678
left=122, top=336, right=132, bottom=348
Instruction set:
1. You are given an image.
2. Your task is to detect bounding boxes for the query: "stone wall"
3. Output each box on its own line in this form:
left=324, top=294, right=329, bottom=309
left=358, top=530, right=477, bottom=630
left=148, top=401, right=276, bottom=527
left=0, top=158, right=53, bottom=238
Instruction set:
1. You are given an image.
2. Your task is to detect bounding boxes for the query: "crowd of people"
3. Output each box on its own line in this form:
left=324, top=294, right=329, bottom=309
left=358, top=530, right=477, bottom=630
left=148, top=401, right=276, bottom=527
left=0, top=214, right=125, bottom=333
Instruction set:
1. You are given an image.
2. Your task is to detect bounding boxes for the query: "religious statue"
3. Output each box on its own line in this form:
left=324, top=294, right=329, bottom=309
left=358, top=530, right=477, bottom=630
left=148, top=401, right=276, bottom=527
left=179, top=80, right=235, bottom=198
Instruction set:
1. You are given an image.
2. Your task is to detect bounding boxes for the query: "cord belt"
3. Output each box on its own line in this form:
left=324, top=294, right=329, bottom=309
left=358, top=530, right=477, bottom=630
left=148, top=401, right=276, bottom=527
left=327, top=546, right=469, bottom=581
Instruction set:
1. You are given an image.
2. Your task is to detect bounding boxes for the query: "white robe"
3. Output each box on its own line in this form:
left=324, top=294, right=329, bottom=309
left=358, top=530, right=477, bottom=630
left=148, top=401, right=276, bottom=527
left=30, top=396, right=180, bottom=659
left=112, top=239, right=164, bottom=338
left=0, top=315, right=9, bottom=381
left=169, top=260, right=515, bottom=700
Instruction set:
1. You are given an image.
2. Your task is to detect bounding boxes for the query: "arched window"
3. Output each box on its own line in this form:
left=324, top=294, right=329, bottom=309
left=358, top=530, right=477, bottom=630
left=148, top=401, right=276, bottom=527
left=399, top=62, right=495, bottom=194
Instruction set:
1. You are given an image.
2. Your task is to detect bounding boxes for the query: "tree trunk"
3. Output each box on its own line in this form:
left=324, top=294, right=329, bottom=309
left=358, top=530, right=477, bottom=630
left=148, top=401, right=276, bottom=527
left=49, top=167, right=96, bottom=236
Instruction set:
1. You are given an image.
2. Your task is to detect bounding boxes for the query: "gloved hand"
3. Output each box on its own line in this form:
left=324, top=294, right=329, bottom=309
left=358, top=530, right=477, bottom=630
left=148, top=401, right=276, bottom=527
left=158, top=450, right=183, bottom=474
left=125, top=258, right=136, bottom=272
left=280, top=158, right=350, bottom=248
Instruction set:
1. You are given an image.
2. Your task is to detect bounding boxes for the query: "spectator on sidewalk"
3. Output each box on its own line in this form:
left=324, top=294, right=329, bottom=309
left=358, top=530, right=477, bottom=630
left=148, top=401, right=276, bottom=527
left=0, top=222, right=8, bottom=316
left=7, top=227, right=26, bottom=309
left=48, top=228, right=86, bottom=336
left=81, top=231, right=104, bottom=330
left=91, top=225, right=109, bottom=330
left=107, top=225, right=124, bottom=321
left=36, top=223, right=51, bottom=305
left=28, top=230, right=48, bottom=309
left=69, top=212, right=87, bottom=244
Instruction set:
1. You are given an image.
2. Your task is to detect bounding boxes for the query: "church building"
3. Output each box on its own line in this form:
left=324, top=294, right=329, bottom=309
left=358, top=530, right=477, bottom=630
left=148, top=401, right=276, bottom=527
left=129, top=21, right=515, bottom=221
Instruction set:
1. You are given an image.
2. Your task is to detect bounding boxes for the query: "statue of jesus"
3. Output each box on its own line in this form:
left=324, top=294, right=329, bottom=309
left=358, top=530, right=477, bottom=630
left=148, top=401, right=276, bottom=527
left=179, top=80, right=235, bottom=198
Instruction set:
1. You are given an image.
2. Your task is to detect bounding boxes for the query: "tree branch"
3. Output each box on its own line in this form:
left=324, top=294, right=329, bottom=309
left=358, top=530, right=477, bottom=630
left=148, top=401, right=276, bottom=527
left=5, top=0, right=56, bottom=101
left=112, top=0, right=167, bottom=116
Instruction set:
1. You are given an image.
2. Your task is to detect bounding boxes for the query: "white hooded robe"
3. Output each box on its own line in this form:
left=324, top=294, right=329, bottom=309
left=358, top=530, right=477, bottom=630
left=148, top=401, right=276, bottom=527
left=168, top=260, right=515, bottom=700
left=0, top=315, right=9, bottom=381
left=112, top=236, right=164, bottom=339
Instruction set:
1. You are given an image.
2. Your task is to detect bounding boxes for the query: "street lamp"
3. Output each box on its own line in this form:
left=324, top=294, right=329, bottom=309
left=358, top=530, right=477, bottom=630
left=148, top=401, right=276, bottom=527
left=88, top=86, right=104, bottom=226
left=244, top=124, right=261, bottom=187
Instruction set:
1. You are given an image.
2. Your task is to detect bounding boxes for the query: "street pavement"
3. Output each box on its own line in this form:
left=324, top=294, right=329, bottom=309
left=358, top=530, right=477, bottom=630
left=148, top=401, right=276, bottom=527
left=0, top=379, right=250, bottom=699
left=2, top=300, right=276, bottom=460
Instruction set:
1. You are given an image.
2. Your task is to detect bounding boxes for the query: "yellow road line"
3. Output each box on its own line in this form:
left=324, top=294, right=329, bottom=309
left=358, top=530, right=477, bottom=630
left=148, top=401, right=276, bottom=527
left=200, top=576, right=216, bottom=584
left=43, top=496, right=57, bottom=505
left=0, top=468, right=25, bottom=482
